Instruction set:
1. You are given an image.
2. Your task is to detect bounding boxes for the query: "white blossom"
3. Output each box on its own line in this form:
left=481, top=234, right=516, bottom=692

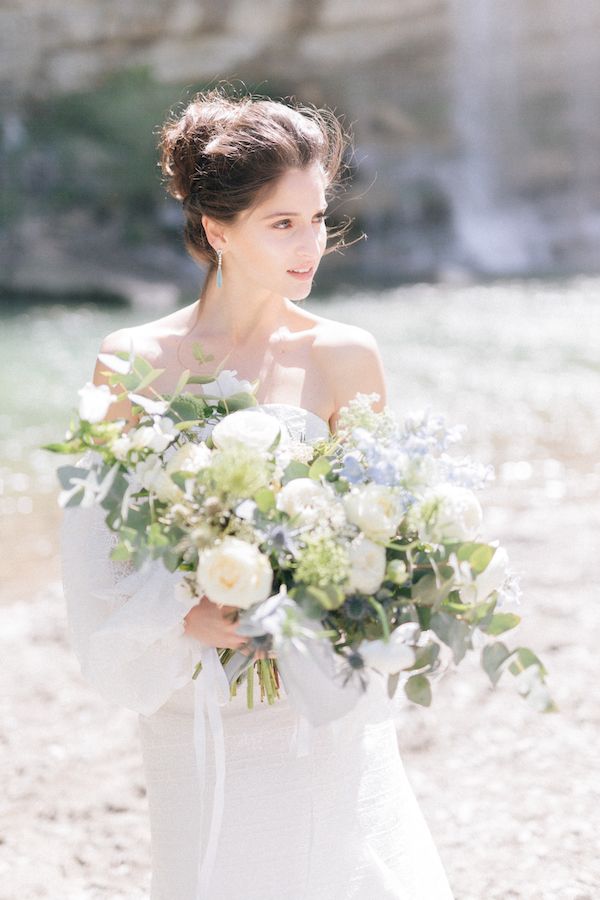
left=77, top=382, right=116, bottom=423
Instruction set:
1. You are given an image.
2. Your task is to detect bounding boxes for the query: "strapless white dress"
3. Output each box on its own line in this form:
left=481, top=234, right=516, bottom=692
left=60, top=404, right=455, bottom=900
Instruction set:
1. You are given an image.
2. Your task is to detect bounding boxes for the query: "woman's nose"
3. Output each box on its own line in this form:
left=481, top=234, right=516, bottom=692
left=296, top=224, right=323, bottom=258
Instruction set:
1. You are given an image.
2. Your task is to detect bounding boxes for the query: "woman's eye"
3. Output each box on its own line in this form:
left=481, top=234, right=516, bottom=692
left=273, top=214, right=328, bottom=230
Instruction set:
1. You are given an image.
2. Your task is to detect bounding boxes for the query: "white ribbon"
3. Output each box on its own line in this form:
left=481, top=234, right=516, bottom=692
left=193, top=645, right=230, bottom=900
left=191, top=635, right=366, bottom=898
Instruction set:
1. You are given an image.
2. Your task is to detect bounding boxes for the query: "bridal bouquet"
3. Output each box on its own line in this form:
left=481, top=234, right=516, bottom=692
left=45, top=346, right=555, bottom=715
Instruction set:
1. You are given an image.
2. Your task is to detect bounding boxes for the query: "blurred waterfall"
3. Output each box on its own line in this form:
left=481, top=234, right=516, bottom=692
left=445, top=0, right=551, bottom=275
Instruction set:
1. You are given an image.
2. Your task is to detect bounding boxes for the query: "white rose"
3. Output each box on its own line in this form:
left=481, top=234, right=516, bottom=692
left=343, top=484, right=405, bottom=542
left=346, top=534, right=387, bottom=595
left=359, top=627, right=417, bottom=675
left=415, top=484, right=483, bottom=544
left=165, top=441, right=211, bottom=475
left=196, top=536, right=273, bottom=610
left=202, top=369, right=254, bottom=398
left=211, top=409, right=283, bottom=452
left=77, top=382, right=116, bottom=423
left=276, top=477, right=334, bottom=525
left=474, top=546, right=510, bottom=602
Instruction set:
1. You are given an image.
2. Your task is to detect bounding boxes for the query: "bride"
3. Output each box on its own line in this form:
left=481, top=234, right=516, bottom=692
left=61, top=87, right=455, bottom=899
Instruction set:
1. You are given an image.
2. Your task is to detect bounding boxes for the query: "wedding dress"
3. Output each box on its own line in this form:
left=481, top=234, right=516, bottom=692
left=60, top=403, right=455, bottom=900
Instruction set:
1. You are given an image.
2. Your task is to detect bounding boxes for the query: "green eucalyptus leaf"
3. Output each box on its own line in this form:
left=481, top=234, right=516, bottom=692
left=110, top=542, right=133, bottom=562
left=468, top=544, right=496, bottom=574
left=309, top=456, right=331, bottom=479
left=56, top=465, right=87, bottom=490
left=430, top=610, right=471, bottom=664
left=281, top=460, right=310, bottom=484
left=479, top=612, right=521, bottom=635
left=407, top=640, right=440, bottom=671
left=411, top=573, right=440, bottom=606
left=508, top=647, right=547, bottom=678
left=43, top=440, right=81, bottom=454
left=405, top=674, right=432, bottom=706
left=481, top=641, right=511, bottom=686
left=219, top=392, right=258, bottom=413
left=254, top=487, right=275, bottom=513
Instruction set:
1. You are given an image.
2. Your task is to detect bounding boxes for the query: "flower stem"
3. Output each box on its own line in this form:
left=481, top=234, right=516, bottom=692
left=246, top=664, right=254, bottom=709
left=367, top=596, right=391, bottom=641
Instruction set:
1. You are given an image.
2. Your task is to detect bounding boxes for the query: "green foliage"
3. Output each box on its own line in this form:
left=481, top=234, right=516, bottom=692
left=430, top=610, right=471, bottom=664
left=281, top=460, right=310, bottom=483
left=481, top=641, right=512, bottom=686
left=24, top=67, right=178, bottom=222
left=405, top=674, right=432, bottom=706
left=308, top=456, right=331, bottom=479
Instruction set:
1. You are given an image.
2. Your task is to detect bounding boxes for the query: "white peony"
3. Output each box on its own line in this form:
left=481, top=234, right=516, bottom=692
left=165, top=441, right=211, bottom=475
left=196, top=536, right=273, bottom=610
left=276, top=477, right=335, bottom=526
left=358, top=624, right=418, bottom=675
left=202, top=369, right=254, bottom=399
left=77, top=382, right=116, bottom=423
left=211, top=409, right=283, bottom=453
left=346, top=534, right=387, bottom=595
left=343, top=483, right=405, bottom=542
left=414, top=484, right=483, bottom=544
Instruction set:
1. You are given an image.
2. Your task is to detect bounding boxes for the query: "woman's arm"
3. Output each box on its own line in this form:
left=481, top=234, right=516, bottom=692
left=60, top=334, right=247, bottom=716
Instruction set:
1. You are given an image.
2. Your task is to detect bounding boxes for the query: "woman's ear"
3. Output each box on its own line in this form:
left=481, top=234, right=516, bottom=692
left=202, top=214, right=227, bottom=252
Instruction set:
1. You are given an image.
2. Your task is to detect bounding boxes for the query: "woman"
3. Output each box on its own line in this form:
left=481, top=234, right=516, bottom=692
left=61, top=88, right=455, bottom=899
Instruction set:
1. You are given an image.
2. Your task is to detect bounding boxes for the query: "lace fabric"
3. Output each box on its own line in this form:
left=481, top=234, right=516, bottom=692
left=60, top=406, right=455, bottom=899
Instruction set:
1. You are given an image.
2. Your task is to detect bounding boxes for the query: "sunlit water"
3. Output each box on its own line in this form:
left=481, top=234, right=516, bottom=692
left=1, top=276, right=599, bottom=598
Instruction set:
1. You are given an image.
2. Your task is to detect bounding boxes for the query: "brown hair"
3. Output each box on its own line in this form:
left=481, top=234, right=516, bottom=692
left=157, top=84, right=358, bottom=269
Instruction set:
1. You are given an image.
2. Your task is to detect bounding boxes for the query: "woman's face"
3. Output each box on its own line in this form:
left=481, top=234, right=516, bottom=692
left=221, top=162, right=329, bottom=300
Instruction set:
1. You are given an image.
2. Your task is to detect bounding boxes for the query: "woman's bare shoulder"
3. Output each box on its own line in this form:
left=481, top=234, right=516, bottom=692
left=306, top=313, right=388, bottom=422
left=98, top=306, right=190, bottom=362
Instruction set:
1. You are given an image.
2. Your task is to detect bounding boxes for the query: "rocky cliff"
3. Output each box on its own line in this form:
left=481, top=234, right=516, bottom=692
left=2, top=0, right=599, bottom=293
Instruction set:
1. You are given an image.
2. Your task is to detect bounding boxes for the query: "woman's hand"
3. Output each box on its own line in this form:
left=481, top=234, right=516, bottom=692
left=183, top=595, right=249, bottom=650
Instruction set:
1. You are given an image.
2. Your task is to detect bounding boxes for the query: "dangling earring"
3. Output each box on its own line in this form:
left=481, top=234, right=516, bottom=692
left=216, top=249, right=223, bottom=288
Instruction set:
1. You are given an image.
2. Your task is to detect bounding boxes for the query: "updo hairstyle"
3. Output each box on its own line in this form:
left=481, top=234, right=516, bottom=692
left=157, top=85, right=356, bottom=269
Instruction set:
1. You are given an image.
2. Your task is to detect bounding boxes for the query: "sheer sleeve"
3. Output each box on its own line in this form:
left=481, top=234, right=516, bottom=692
left=60, top=498, right=200, bottom=716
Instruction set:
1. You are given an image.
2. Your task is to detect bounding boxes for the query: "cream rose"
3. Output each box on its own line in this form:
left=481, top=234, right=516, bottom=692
left=276, top=477, right=334, bottom=526
left=211, top=409, right=283, bottom=453
left=196, top=536, right=273, bottom=609
left=346, top=534, right=387, bottom=595
left=414, top=484, right=483, bottom=544
left=343, top=483, right=405, bottom=542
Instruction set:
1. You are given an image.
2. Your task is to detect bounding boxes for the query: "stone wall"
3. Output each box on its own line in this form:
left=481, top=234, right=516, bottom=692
left=2, top=0, right=599, bottom=281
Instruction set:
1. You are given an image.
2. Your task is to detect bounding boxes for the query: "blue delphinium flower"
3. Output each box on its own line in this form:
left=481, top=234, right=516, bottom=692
left=339, top=452, right=365, bottom=484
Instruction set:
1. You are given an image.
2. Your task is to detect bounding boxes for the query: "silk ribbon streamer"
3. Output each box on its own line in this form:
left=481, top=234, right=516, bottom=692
left=193, top=645, right=230, bottom=900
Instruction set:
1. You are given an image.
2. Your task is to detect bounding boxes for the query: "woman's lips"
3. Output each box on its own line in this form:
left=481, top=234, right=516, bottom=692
left=287, top=266, right=314, bottom=281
